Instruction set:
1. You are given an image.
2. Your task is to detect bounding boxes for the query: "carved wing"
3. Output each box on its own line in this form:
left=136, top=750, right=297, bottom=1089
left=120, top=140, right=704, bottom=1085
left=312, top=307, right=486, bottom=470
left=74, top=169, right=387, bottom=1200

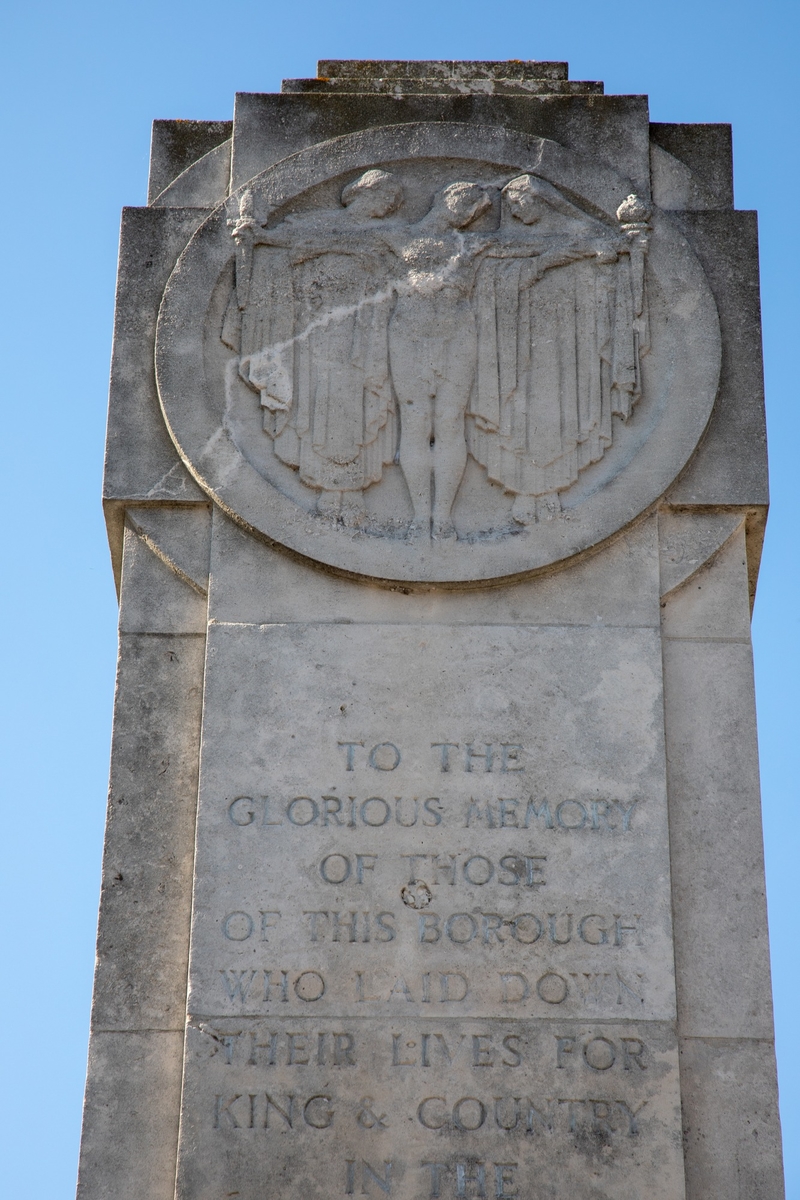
left=289, top=246, right=396, bottom=492
left=222, top=232, right=397, bottom=492
left=243, top=247, right=295, bottom=431
left=468, top=240, right=646, bottom=504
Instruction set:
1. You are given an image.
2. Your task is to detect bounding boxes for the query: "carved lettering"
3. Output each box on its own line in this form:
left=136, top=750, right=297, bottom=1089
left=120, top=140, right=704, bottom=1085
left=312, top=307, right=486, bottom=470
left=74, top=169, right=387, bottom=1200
left=400, top=853, right=546, bottom=888
left=346, top=1161, right=393, bottom=1195
left=498, top=970, right=647, bottom=1006
left=430, top=743, right=525, bottom=773
left=415, top=1097, right=646, bottom=1137
left=463, top=798, right=640, bottom=831
left=421, top=1162, right=519, bottom=1200
left=212, top=1092, right=335, bottom=1130
left=224, top=793, right=641, bottom=830
left=390, top=1031, right=521, bottom=1069
left=304, top=911, right=396, bottom=943
left=220, top=911, right=281, bottom=941
left=355, top=972, right=469, bottom=1004
left=219, top=969, right=327, bottom=1005
left=202, top=1027, right=358, bottom=1067
left=414, top=911, right=640, bottom=948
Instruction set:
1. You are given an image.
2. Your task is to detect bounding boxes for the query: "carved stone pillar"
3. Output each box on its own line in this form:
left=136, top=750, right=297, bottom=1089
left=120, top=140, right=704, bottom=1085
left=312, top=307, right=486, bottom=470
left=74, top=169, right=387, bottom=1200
left=78, top=59, right=781, bottom=1200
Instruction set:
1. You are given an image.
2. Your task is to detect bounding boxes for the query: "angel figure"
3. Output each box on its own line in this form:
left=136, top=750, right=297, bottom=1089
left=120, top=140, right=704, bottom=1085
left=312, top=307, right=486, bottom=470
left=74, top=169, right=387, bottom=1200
left=337, top=180, right=615, bottom=539
left=376, top=180, right=633, bottom=538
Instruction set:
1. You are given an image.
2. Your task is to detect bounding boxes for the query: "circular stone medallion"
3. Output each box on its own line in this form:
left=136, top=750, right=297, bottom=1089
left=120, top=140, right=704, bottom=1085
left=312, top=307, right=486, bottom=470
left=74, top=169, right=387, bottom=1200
left=155, top=122, right=721, bottom=584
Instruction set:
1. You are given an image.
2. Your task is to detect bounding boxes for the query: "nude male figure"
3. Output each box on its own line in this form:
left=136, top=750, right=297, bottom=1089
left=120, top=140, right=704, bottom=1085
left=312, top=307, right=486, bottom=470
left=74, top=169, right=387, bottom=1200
left=385, top=181, right=492, bottom=540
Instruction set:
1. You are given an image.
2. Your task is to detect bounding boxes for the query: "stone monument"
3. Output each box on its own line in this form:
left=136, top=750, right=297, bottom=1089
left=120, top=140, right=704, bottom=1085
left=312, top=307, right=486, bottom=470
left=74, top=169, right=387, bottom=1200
left=77, top=59, right=784, bottom=1199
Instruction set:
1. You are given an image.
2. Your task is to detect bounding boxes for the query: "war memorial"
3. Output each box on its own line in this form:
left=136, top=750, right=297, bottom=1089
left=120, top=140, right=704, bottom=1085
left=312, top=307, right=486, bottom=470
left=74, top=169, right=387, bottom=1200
left=76, top=58, right=784, bottom=1199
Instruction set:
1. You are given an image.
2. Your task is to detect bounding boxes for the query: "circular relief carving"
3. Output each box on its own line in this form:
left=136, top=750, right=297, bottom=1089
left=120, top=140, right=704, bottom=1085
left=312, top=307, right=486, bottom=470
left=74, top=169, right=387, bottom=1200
left=156, top=122, right=721, bottom=584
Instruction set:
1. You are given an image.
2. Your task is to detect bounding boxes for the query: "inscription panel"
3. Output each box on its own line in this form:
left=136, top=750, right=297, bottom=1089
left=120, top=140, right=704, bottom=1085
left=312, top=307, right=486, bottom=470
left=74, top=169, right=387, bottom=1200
left=178, top=1017, right=681, bottom=1199
left=176, top=622, right=683, bottom=1197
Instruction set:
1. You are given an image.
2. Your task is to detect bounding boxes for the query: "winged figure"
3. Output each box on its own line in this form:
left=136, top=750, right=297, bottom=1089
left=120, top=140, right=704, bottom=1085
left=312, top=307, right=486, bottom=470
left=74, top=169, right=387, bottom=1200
left=221, top=169, right=650, bottom=536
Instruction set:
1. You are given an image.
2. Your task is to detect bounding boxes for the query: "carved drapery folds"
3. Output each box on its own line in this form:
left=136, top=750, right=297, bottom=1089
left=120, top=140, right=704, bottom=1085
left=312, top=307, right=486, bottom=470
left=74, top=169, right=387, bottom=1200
left=222, top=169, right=651, bottom=535
left=469, top=178, right=650, bottom=524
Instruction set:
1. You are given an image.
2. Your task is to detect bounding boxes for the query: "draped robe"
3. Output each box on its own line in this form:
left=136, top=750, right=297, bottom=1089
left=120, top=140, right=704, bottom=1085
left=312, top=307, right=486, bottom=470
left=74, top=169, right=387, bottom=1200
left=225, top=242, right=396, bottom=493
left=467, top=244, right=648, bottom=499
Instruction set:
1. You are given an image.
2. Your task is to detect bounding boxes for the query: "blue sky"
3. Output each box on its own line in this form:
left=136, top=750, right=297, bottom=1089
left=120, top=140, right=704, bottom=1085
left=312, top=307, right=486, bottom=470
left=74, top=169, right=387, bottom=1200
left=1, top=0, right=798, bottom=1194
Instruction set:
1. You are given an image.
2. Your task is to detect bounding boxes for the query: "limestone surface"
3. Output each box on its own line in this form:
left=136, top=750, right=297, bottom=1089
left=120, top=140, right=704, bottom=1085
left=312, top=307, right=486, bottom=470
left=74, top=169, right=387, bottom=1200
left=79, top=58, right=781, bottom=1200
